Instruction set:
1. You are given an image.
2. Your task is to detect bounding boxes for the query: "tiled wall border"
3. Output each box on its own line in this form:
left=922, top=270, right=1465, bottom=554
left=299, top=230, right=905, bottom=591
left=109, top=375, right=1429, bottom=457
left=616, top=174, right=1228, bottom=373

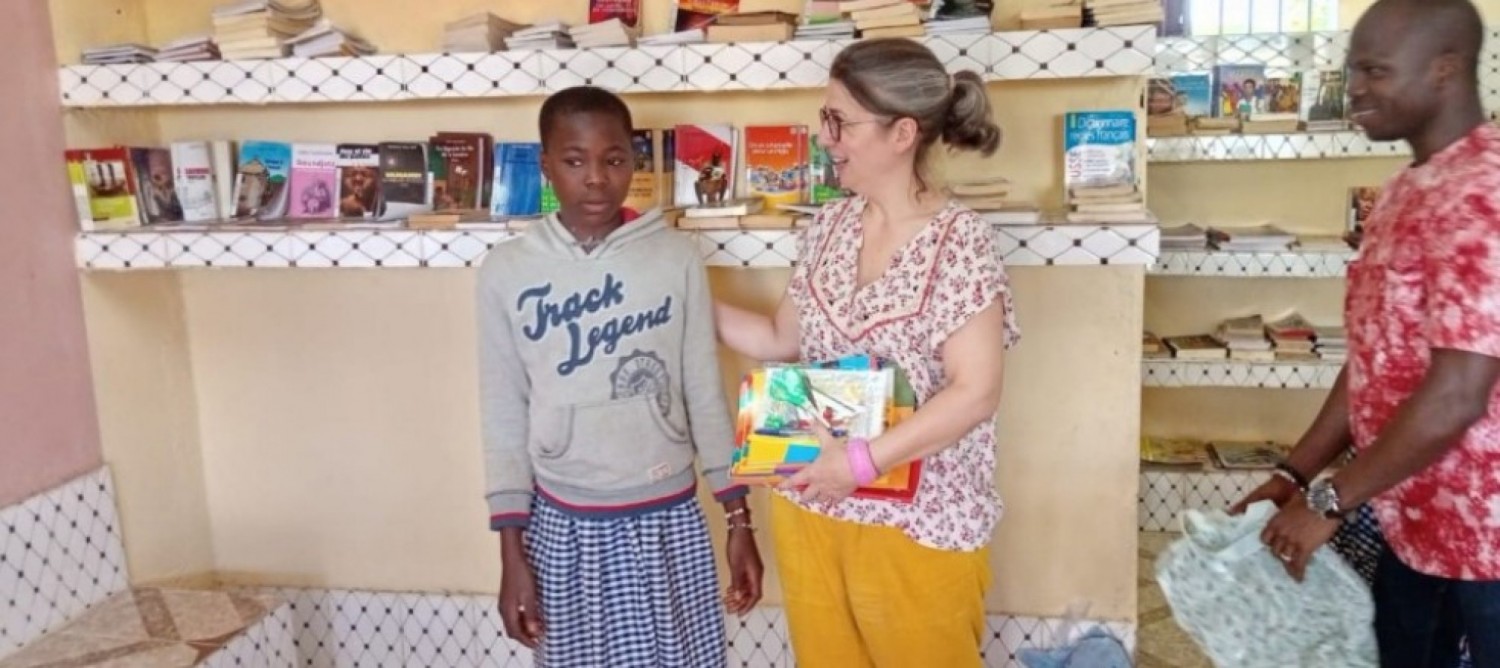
left=0, top=467, right=130, bottom=660
left=1142, top=359, right=1342, bottom=389
left=1139, top=467, right=1263, bottom=532
left=203, top=601, right=299, bottom=668
left=1149, top=248, right=1355, bottom=277
left=239, top=587, right=1135, bottom=668
left=75, top=224, right=1161, bottom=271
left=1147, top=131, right=1408, bottom=162
left=58, top=27, right=1156, bottom=108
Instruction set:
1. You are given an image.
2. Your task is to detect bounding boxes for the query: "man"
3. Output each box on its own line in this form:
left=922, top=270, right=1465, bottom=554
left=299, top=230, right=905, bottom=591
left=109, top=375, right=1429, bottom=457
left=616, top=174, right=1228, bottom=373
left=1237, top=1, right=1500, bottom=665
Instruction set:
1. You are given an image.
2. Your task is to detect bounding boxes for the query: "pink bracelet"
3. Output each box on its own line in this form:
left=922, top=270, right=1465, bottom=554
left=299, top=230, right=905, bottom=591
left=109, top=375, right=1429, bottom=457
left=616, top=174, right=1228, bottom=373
left=846, top=438, right=879, bottom=487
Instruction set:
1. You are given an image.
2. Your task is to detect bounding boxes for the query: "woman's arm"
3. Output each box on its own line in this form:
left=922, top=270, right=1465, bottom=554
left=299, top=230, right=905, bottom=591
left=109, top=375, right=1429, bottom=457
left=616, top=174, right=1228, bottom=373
left=714, top=296, right=801, bottom=363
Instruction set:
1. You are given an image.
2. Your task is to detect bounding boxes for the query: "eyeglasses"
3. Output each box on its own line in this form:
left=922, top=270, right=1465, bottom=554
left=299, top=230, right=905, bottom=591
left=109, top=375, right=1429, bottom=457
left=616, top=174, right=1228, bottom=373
left=819, top=107, right=887, bottom=143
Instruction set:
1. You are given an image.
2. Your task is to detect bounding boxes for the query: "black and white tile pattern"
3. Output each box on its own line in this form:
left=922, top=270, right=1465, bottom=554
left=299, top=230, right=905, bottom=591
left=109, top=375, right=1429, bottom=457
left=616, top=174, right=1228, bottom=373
left=0, top=467, right=129, bottom=660
left=1139, top=468, right=1262, bottom=532
left=1142, top=359, right=1343, bottom=389
left=1147, top=131, right=1408, bottom=162
left=202, top=600, right=299, bottom=668
left=1150, top=249, right=1355, bottom=277
left=58, top=28, right=1157, bottom=108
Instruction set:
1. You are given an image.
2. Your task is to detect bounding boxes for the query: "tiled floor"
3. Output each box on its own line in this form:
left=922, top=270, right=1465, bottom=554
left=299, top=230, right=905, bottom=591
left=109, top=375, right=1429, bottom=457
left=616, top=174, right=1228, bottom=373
left=1, top=588, right=281, bottom=667
left=1137, top=532, right=1212, bottom=668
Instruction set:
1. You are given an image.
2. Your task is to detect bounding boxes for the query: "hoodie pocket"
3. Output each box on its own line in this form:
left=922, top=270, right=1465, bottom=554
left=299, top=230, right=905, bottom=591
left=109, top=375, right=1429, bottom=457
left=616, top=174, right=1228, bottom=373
left=531, top=394, right=690, bottom=488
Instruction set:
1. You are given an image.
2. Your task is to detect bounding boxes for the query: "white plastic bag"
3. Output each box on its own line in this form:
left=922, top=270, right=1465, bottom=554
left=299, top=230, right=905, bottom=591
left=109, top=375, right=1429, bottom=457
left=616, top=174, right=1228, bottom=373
left=1154, top=500, right=1378, bottom=667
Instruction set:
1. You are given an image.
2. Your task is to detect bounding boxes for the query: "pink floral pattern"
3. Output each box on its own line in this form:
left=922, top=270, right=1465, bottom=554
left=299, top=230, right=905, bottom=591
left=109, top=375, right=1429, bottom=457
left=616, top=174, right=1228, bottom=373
left=784, top=195, right=1020, bottom=551
left=1346, top=123, right=1500, bottom=580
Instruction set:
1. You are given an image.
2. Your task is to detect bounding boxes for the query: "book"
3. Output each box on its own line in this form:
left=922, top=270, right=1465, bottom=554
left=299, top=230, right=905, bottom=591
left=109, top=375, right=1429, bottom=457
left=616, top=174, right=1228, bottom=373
left=170, top=141, right=219, bottom=222
left=376, top=142, right=430, bottom=222
left=1164, top=334, right=1228, bottom=360
left=287, top=143, right=340, bottom=219
left=1063, top=110, right=1137, bottom=191
left=490, top=142, right=543, bottom=217
left=210, top=140, right=237, bottom=221
left=1210, top=441, right=1291, bottom=470
left=743, top=125, right=808, bottom=212
left=1347, top=186, right=1380, bottom=240
left=1213, top=64, right=1266, bottom=118
left=590, top=0, right=642, bottom=28
left=430, top=133, right=490, bottom=211
left=673, top=124, right=737, bottom=207
left=129, top=147, right=183, bottom=224
left=808, top=133, right=843, bottom=204
left=65, top=147, right=141, bottom=230
left=931, top=0, right=994, bottom=20
left=335, top=144, right=381, bottom=219
left=674, top=0, right=742, bottom=31
left=232, top=140, right=292, bottom=221
left=1251, top=77, right=1301, bottom=121
left=627, top=130, right=657, bottom=213
left=1140, top=436, right=1211, bottom=466
left=1298, top=69, right=1348, bottom=129
left=1170, top=73, right=1213, bottom=118
left=661, top=128, right=676, bottom=208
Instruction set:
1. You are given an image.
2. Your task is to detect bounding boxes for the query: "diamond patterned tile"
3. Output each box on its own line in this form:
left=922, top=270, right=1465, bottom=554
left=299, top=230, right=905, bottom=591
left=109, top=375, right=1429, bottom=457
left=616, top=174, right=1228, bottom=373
left=202, top=601, right=297, bottom=668
left=75, top=231, right=169, bottom=270
left=273, top=56, right=410, bottom=103
left=286, top=230, right=424, bottom=269
left=1139, top=469, right=1188, bottom=533
left=994, top=224, right=1159, bottom=266
left=923, top=33, right=992, bottom=75
left=1151, top=249, right=1355, bottom=277
left=0, top=467, right=128, bottom=661
left=1148, top=131, right=1408, bottom=163
left=540, top=46, right=684, bottom=94
left=1142, top=359, right=1342, bottom=389
left=420, top=230, right=520, bottom=268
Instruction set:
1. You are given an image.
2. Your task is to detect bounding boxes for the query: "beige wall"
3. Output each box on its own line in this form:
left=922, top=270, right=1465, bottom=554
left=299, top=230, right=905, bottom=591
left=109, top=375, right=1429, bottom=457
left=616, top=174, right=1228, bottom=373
left=0, top=0, right=103, bottom=507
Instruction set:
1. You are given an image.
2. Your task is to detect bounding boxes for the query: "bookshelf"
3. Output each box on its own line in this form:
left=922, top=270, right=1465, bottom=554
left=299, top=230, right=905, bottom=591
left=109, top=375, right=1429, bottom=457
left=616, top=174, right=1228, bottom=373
left=1149, top=248, right=1355, bottom=277
left=1142, top=358, right=1342, bottom=389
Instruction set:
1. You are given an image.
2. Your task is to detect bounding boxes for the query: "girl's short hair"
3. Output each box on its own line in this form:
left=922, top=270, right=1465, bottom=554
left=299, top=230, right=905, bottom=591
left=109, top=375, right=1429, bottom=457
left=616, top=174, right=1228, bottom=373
left=538, top=86, right=635, bottom=145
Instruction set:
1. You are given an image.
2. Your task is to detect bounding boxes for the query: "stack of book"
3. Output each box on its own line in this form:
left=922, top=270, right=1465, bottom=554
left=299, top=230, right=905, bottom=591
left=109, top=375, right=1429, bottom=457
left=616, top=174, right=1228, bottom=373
left=1143, top=331, right=1171, bottom=360
left=730, top=356, right=921, bottom=502
left=1159, top=223, right=1208, bottom=250
left=81, top=43, right=157, bottom=64
left=796, top=1, right=857, bottom=39
left=846, top=0, right=925, bottom=39
left=1208, top=224, right=1296, bottom=252
left=211, top=0, right=322, bottom=60
left=504, top=22, right=576, bottom=50
left=1266, top=312, right=1317, bottom=361
left=286, top=20, right=375, bottom=58
left=442, top=12, right=524, bottom=53
left=948, top=177, right=1010, bottom=211
left=1164, top=334, right=1228, bottom=360
left=1020, top=2, right=1083, bottom=29
left=1140, top=436, right=1211, bottom=468
left=156, top=35, right=220, bottom=62
left=1216, top=315, right=1274, bottom=362
left=1192, top=117, right=1240, bottom=135
left=707, top=11, right=798, bottom=43
left=1085, top=0, right=1165, bottom=26
left=1066, top=182, right=1151, bottom=223
left=639, top=29, right=707, bottom=45
left=1314, top=326, right=1348, bottom=362
left=1209, top=440, right=1292, bottom=470
left=926, top=0, right=992, bottom=35
left=570, top=18, right=638, bottom=48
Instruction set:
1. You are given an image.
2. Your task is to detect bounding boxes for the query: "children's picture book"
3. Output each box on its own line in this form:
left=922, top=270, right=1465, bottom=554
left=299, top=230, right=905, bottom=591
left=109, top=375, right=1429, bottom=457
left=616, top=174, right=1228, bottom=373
left=743, top=125, right=808, bottom=212
left=232, top=140, right=292, bottom=220
left=673, top=124, right=736, bottom=207
left=731, top=355, right=921, bottom=502
left=490, top=142, right=543, bottom=217
left=287, top=143, right=340, bottom=219
left=1063, top=110, right=1137, bottom=190
left=65, top=147, right=141, bottom=230
left=1213, top=64, right=1266, bottom=118
left=129, top=147, right=183, bottom=224
left=590, top=0, right=641, bottom=27
left=171, top=141, right=218, bottom=223
left=1170, top=73, right=1213, bottom=117
left=674, top=0, right=741, bottom=31
left=808, top=133, right=843, bottom=204
left=1252, top=77, right=1301, bottom=119
left=336, top=144, right=381, bottom=219
left=376, top=141, right=429, bottom=222
left=627, top=129, right=657, bottom=213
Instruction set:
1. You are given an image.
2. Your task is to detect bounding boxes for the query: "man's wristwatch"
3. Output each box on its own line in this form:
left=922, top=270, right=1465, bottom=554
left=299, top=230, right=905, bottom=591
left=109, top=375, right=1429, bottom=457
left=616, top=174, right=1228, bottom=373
left=1305, top=479, right=1345, bottom=520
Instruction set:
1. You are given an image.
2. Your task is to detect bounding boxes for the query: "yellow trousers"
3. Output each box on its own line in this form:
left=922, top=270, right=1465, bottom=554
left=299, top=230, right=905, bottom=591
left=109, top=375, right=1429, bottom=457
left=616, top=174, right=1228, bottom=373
left=770, top=495, right=992, bottom=668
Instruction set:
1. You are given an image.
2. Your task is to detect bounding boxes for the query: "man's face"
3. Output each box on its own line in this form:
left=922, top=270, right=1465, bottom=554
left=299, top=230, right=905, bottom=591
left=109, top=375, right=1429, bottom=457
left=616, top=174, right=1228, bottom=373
left=1347, top=6, right=1442, bottom=142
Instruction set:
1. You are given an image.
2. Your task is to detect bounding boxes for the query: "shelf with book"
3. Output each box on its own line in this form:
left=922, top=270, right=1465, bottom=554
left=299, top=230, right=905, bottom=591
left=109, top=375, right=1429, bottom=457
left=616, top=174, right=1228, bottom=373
left=1146, top=130, right=1408, bottom=162
left=1141, top=358, right=1342, bottom=389
left=58, top=27, right=1156, bottom=108
left=1149, top=247, right=1356, bottom=278
left=73, top=221, right=1161, bottom=271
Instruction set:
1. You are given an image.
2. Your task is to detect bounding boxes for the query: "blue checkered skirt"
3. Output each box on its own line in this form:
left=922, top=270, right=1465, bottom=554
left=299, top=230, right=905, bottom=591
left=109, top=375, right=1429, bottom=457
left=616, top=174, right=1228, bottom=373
left=526, top=496, right=726, bottom=668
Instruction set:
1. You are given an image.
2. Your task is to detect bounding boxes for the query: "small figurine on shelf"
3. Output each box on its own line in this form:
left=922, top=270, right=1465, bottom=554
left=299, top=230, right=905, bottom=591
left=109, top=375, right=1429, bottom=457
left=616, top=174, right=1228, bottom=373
left=694, top=151, right=729, bottom=205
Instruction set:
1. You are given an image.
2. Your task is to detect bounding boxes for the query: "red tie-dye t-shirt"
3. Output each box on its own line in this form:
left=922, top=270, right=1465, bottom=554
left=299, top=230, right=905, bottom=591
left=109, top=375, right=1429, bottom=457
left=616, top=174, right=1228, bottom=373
left=1346, top=123, right=1500, bottom=580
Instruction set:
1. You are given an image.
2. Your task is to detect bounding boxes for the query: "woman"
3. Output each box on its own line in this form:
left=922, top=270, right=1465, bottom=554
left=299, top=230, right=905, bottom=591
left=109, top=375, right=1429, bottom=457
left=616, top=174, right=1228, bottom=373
left=715, top=38, right=1019, bottom=667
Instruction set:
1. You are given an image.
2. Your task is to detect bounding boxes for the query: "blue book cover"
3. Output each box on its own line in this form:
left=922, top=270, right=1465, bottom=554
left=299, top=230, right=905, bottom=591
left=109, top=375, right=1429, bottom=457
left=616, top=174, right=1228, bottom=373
left=233, top=140, right=292, bottom=220
left=490, top=142, right=542, bottom=217
left=1171, top=73, right=1213, bottom=118
left=1063, top=111, right=1136, bottom=190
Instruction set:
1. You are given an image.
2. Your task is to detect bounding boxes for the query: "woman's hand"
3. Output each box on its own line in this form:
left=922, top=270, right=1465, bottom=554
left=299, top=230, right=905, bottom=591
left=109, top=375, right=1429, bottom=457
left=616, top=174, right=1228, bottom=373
left=781, top=421, right=859, bottom=504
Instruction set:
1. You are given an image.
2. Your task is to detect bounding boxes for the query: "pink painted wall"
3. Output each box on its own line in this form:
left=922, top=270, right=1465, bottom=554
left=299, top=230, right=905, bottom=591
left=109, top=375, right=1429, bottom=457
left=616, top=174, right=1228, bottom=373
left=0, top=0, right=103, bottom=506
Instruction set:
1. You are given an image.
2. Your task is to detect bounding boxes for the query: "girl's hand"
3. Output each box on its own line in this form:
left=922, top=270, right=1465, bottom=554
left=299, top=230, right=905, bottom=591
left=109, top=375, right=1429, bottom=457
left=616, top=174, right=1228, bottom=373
left=780, top=421, right=859, bottom=504
left=723, top=527, right=763, bottom=615
left=498, top=545, right=544, bottom=648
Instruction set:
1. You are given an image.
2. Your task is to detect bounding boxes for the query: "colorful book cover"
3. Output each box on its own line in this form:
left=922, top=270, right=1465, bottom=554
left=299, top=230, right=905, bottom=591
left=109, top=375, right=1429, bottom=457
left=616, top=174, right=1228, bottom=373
left=1213, top=64, right=1266, bottom=118
left=1347, top=186, right=1380, bottom=237
left=744, top=125, right=808, bottom=212
left=171, top=141, right=218, bottom=223
left=1253, top=77, right=1301, bottom=118
left=541, top=176, right=560, bottom=214
left=433, top=132, right=491, bottom=211
left=490, top=142, right=543, bottom=217
left=1169, top=73, right=1212, bottom=117
left=807, top=133, right=843, bottom=204
left=376, top=141, right=429, bottom=221
left=1062, top=111, right=1136, bottom=190
left=620, top=129, right=657, bottom=213
left=590, top=0, right=641, bottom=27
left=931, top=0, right=993, bottom=20
left=129, top=147, right=183, bottom=224
left=335, top=144, right=381, bottom=219
left=1298, top=69, right=1347, bottom=123
left=287, top=143, right=340, bottom=219
left=673, top=124, right=736, bottom=207
left=232, top=140, right=292, bottom=220
left=65, top=147, right=140, bottom=230
left=674, top=0, right=741, bottom=31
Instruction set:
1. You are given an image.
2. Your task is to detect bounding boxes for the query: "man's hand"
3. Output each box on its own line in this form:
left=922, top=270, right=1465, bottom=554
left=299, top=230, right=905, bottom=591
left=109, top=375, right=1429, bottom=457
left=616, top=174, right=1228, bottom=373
left=498, top=531, right=544, bottom=649
left=1230, top=476, right=1300, bottom=515
left=1261, top=501, right=1341, bottom=582
left=723, top=527, right=763, bottom=615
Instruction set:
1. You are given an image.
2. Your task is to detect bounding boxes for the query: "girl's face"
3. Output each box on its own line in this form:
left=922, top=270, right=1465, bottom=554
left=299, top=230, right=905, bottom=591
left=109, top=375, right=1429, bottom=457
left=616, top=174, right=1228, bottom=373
left=541, top=111, right=633, bottom=229
left=817, top=80, right=911, bottom=196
